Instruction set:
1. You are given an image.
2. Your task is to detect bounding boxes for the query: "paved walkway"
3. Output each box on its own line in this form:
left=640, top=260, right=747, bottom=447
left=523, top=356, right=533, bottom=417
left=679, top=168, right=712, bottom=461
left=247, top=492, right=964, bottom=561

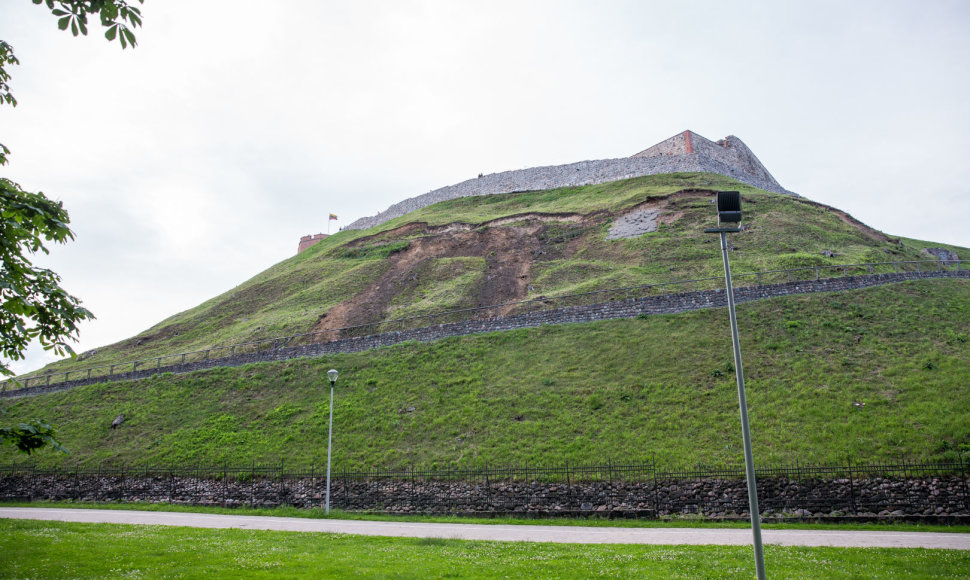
left=2, top=508, right=968, bottom=550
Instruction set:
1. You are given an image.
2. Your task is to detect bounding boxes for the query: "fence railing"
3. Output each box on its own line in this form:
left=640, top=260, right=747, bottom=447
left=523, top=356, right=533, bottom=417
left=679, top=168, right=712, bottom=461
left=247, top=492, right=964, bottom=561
left=6, top=259, right=967, bottom=392
left=1, top=458, right=967, bottom=518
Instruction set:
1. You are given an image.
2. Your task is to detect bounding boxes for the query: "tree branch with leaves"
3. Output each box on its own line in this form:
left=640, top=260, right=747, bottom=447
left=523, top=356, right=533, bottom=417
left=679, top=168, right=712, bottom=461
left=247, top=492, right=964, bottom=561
left=37, top=0, right=144, bottom=48
left=0, top=179, right=94, bottom=377
left=0, top=0, right=144, bottom=454
left=0, top=419, right=67, bottom=454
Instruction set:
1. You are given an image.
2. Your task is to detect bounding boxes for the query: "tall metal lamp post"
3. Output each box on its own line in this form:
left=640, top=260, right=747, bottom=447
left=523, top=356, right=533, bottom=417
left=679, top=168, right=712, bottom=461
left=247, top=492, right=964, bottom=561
left=325, top=368, right=339, bottom=515
left=705, top=191, right=766, bottom=580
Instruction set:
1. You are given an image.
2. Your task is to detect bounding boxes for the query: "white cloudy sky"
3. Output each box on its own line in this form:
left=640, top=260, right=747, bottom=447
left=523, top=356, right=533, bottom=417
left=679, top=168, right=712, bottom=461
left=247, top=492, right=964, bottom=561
left=2, top=0, right=969, bottom=374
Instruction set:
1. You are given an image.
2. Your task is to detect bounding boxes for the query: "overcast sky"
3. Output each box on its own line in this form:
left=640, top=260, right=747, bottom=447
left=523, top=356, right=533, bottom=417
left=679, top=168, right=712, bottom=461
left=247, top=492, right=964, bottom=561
left=2, top=0, right=969, bottom=374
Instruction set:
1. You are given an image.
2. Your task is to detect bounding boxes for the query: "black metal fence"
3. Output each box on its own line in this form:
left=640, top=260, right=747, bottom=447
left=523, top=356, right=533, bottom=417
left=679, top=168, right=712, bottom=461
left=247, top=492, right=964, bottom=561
left=2, top=459, right=967, bottom=519
left=7, top=259, right=967, bottom=392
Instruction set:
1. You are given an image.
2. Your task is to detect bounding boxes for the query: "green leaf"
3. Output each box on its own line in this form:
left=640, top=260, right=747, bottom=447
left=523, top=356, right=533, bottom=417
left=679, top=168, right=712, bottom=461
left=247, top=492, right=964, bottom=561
left=122, top=28, right=136, bottom=49
left=57, top=15, right=70, bottom=30
left=101, top=4, right=119, bottom=22
left=70, top=19, right=79, bottom=37
left=105, top=24, right=117, bottom=41
left=51, top=8, right=67, bottom=16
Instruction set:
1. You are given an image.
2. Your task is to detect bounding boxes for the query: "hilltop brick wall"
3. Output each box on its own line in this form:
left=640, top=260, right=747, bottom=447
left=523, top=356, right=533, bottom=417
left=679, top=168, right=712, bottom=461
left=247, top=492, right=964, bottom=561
left=634, top=131, right=692, bottom=157
left=345, top=154, right=795, bottom=231
left=347, top=132, right=793, bottom=231
left=633, top=132, right=784, bottom=192
left=714, top=136, right=781, bottom=187
left=5, top=270, right=966, bottom=399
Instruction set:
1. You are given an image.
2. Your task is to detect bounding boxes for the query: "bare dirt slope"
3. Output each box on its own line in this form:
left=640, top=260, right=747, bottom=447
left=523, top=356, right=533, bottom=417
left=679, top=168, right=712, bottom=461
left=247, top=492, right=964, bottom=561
left=310, top=215, right=600, bottom=335
left=310, top=187, right=898, bottom=338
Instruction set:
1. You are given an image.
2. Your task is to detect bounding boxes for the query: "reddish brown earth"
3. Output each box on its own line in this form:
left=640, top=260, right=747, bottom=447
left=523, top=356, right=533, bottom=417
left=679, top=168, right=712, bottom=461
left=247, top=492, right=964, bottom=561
left=310, top=214, right=603, bottom=337
left=309, top=191, right=715, bottom=338
left=309, top=189, right=888, bottom=339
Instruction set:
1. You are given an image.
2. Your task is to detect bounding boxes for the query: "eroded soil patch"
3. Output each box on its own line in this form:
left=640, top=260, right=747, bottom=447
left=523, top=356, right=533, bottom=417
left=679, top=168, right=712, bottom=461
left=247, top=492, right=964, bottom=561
left=312, top=223, right=547, bottom=336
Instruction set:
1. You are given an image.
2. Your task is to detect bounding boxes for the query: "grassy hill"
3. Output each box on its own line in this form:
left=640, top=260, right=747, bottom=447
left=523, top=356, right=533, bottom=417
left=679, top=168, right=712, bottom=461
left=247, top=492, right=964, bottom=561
left=4, top=172, right=969, bottom=470
left=23, top=172, right=958, bottom=378
left=3, top=278, right=969, bottom=469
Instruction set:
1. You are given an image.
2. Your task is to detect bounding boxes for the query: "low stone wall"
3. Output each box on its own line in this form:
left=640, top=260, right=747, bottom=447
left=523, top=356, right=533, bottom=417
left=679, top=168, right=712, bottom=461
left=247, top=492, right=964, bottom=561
left=5, top=269, right=967, bottom=398
left=2, top=471, right=966, bottom=521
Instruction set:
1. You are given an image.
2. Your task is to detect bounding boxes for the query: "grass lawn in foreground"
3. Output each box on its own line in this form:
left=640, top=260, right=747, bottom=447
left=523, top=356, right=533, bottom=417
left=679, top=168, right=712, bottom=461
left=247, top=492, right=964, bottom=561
left=2, top=519, right=969, bottom=579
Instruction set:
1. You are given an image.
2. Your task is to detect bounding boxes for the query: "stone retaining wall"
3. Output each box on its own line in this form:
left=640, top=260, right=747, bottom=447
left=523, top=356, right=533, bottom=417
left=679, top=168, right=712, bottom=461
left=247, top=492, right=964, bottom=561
left=2, top=472, right=966, bottom=521
left=5, top=269, right=966, bottom=399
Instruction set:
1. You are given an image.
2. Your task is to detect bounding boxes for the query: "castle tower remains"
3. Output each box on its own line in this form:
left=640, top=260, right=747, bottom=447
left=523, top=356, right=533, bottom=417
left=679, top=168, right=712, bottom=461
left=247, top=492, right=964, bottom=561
left=298, top=233, right=328, bottom=253
left=632, top=130, right=783, bottom=192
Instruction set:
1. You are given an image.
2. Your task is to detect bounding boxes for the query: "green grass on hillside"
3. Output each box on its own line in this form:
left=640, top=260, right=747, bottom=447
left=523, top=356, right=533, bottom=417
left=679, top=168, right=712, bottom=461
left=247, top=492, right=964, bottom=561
left=386, top=256, right=486, bottom=319
left=26, top=173, right=960, bottom=380
left=382, top=172, right=762, bottom=226
left=54, top=174, right=770, bottom=366
left=3, top=519, right=968, bottom=579
left=3, top=279, right=969, bottom=469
